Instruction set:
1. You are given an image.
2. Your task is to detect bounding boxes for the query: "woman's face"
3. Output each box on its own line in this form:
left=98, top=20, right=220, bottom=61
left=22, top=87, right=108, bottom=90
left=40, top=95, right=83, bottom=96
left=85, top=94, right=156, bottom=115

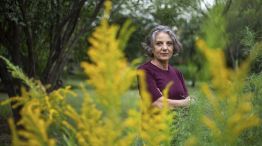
left=152, top=32, right=174, bottom=62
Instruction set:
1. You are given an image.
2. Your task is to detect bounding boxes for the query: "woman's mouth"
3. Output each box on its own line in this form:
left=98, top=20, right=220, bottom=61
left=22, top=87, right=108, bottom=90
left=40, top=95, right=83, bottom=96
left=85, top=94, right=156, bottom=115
left=160, top=53, right=169, bottom=56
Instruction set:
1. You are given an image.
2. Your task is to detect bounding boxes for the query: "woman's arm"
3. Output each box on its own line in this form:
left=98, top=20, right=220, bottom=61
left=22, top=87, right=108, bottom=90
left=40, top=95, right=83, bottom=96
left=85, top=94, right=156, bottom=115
left=152, top=96, right=191, bottom=109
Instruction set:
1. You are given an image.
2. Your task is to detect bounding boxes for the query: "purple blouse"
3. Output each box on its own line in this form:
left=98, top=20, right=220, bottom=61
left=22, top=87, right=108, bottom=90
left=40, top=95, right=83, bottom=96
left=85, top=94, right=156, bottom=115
left=138, top=61, right=188, bottom=102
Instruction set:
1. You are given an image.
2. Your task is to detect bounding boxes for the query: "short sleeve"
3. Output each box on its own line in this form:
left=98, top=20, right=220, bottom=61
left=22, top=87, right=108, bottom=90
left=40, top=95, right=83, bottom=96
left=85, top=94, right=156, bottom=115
left=137, top=69, right=162, bottom=102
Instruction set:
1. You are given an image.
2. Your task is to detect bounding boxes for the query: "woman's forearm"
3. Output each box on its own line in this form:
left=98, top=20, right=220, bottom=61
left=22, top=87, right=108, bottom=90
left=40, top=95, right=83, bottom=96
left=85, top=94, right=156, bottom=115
left=167, top=97, right=190, bottom=107
left=153, top=96, right=190, bottom=108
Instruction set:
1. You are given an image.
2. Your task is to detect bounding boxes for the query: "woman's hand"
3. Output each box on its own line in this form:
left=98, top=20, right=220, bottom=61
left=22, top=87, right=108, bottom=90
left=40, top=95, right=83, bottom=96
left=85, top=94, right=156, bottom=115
left=152, top=97, right=165, bottom=108
left=185, top=96, right=192, bottom=105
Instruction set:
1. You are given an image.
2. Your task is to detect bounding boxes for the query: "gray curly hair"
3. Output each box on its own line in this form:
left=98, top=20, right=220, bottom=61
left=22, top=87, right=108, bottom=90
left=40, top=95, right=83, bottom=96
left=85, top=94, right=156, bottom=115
left=142, top=25, right=182, bottom=58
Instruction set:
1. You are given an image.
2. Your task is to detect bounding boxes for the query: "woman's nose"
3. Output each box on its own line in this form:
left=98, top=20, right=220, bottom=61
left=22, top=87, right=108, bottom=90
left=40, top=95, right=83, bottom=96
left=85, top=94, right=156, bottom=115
left=162, top=44, right=168, bottom=50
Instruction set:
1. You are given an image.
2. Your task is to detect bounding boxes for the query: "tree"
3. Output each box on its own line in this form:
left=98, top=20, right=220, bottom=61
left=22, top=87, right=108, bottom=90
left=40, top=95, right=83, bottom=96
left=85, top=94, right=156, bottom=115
left=224, top=0, right=262, bottom=71
left=0, top=0, right=105, bottom=122
left=0, top=0, right=106, bottom=90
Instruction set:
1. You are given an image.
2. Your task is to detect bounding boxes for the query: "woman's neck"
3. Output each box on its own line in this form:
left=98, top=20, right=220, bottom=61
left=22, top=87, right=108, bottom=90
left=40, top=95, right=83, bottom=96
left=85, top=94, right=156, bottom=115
left=151, top=59, right=169, bottom=70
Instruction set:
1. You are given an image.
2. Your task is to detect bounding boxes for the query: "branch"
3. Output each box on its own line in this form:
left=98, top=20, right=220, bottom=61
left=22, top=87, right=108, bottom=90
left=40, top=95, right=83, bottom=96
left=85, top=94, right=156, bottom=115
left=223, top=0, right=232, bottom=15
left=67, top=0, right=105, bottom=50
left=17, top=0, right=35, bottom=77
left=58, top=0, right=87, bottom=30
left=61, top=0, right=86, bottom=46
left=41, top=0, right=88, bottom=86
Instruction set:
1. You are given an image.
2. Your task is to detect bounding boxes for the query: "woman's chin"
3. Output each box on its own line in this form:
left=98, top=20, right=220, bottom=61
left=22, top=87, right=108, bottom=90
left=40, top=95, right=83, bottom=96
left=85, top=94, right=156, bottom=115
left=158, top=58, right=170, bottom=62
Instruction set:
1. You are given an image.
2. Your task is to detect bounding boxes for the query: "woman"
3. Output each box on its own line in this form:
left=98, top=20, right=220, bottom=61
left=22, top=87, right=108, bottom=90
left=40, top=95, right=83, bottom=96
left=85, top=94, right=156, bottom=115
left=138, top=25, right=191, bottom=108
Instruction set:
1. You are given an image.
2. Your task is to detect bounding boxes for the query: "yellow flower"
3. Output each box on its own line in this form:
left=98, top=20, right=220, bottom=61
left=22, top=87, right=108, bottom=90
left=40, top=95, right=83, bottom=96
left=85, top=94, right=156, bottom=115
left=196, top=38, right=261, bottom=145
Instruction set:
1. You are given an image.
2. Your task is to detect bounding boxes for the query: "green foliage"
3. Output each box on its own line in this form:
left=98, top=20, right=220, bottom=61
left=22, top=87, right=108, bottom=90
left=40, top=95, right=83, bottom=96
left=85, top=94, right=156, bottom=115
left=181, top=1, right=261, bottom=145
left=201, top=1, right=227, bottom=49
left=0, top=56, right=41, bottom=92
left=171, top=95, right=211, bottom=146
left=0, top=93, right=11, bottom=120
left=224, top=0, right=262, bottom=69
left=237, top=73, right=262, bottom=146
left=250, top=42, right=262, bottom=73
left=240, top=27, right=256, bottom=49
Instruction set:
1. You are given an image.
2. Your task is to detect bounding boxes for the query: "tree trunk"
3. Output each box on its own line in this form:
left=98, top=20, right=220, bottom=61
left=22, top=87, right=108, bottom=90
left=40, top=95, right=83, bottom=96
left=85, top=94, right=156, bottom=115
left=0, top=18, right=24, bottom=125
left=18, top=0, right=36, bottom=77
left=41, top=0, right=87, bottom=92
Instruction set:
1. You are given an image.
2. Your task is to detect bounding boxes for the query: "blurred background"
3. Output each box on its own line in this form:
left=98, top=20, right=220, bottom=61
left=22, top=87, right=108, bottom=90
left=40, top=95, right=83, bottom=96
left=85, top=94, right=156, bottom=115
left=0, top=0, right=261, bottom=89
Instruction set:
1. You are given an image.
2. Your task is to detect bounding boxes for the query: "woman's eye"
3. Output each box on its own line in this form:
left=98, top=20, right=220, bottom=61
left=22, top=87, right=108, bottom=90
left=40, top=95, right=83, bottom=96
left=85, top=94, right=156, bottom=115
left=156, top=42, right=162, bottom=46
left=167, top=42, right=173, bottom=46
